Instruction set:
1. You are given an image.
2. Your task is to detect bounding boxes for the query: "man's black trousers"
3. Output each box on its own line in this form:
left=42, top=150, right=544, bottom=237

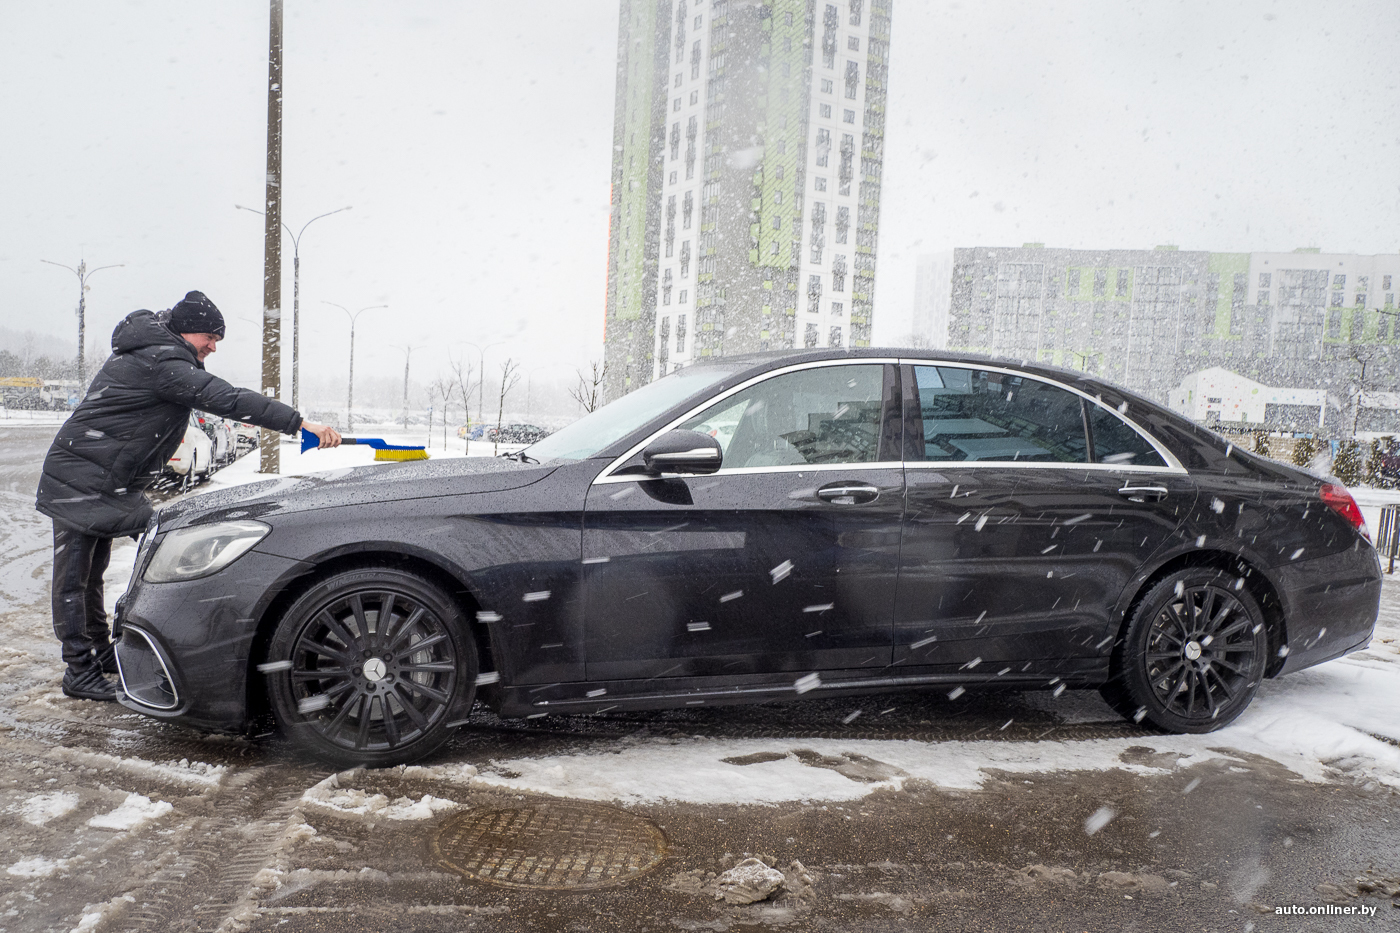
left=51, top=523, right=114, bottom=672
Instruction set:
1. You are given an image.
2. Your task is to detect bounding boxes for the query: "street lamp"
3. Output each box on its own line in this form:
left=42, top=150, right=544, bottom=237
left=323, top=302, right=386, bottom=431
left=236, top=204, right=351, bottom=411
left=462, top=339, right=505, bottom=424
left=40, top=258, right=123, bottom=389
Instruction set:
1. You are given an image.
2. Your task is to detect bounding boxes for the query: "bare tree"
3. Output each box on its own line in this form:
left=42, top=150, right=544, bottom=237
left=569, top=360, right=608, bottom=413
left=429, top=376, right=454, bottom=450
left=901, top=332, right=935, bottom=349
left=448, top=353, right=476, bottom=453
left=495, top=357, right=521, bottom=456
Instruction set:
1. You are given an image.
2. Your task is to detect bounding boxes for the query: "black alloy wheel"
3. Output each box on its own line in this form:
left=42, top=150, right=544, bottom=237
left=1102, top=568, right=1268, bottom=734
left=266, top=567, right=477, bottom=767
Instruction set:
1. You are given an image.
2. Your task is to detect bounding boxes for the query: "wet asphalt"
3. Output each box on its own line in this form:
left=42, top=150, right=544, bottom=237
left=0, top=421, right=1396, bottom=932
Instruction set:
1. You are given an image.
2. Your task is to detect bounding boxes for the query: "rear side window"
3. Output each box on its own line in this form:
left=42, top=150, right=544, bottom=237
left=911, top=366, right=1088, bottom=462
left=679, top=364, right=887, bottom=468
left=1086, top=404, right=1166, bottom=467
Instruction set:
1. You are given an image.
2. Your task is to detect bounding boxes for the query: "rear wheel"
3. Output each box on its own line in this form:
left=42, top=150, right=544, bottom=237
left=1102, top=568, right=1268, bottom=733
left=265, top=567, right=477, bottom=767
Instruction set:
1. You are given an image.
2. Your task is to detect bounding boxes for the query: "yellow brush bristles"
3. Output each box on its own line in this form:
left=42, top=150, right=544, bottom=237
left=373, top=449, right=429, bottom=461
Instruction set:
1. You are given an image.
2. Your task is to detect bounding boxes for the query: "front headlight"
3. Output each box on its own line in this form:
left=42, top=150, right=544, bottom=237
left=144, top=520, right=270, bottom=583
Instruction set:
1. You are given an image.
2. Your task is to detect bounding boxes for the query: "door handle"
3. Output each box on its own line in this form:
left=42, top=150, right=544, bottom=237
left=816, top=482, right=880, bottom=504
left=1117, top=484, right=1169, bottom=502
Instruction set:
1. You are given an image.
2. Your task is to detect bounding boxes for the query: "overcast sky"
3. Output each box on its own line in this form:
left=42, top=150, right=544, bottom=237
left=3, top=0, right=1397, bottom=399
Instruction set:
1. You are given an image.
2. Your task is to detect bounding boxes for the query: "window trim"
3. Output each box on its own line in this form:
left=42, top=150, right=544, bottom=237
left=594, top=358, right=903, bottom=484
left=900, top=359, right=1185, bottom=473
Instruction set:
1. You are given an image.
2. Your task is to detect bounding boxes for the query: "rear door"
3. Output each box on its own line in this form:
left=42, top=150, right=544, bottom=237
left=894, top=362, right=1196, bottom=672
left=582, top=361, right=904, bottom=681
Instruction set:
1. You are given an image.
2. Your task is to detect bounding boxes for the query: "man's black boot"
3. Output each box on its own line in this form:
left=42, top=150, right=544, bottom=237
left=62, top=666, right=117, bottom=701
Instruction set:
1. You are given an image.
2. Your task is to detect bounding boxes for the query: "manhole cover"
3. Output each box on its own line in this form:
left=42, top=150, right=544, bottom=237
left=433, top=800, right=667, bottom=890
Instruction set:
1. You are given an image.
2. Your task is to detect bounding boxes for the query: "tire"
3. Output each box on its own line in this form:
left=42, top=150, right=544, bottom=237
left=181, top=451, right=197, bottom=492
left=265, top=567, right=477, bottom=767
left=1102, top=567, right=1268, bottom=733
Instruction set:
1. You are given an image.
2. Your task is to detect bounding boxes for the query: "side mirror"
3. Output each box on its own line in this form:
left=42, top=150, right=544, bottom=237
left=641, top=429, right=723, bottom=475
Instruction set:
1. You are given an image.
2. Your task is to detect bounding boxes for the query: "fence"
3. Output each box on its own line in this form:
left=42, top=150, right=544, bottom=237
left=1378, top=505, right=1400, bottom=575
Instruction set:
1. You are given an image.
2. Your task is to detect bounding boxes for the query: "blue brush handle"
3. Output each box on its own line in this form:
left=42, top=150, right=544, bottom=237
left=301, top=429, right=422, bottom=453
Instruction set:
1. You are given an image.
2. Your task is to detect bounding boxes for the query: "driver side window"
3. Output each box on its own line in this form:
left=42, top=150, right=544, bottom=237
left=679, top=364, right=887, bottom=468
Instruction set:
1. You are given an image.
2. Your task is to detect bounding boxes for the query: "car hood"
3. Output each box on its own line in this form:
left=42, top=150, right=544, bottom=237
left=156, top=456, right=558, bottom=530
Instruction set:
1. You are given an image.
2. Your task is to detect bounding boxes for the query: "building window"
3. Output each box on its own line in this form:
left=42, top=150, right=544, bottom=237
left=1384, top=274, right=1392, bottom=291
left=830, top=326, right=843, bottom=347
left=838, top=134, right=854, bottom=195
left=694, top=14, right=702, bottom=27
left=821, top=78, right=833, bottom=94
left=679, top=290, right=689, bottom=306
left=1387, top=293, right=1394, bottom=308
left=831, top=301, right=844, bottom=317
left=680, top=241, right=692, bottom=276
left=832, top=254, right=847, bottom=292
left=663, top=269, right=673, bottom=305
left=775, top=165, right=784, bottom=181
left=819, top=103, right=831, bottom=118
left=659, top=317, right=671, bottom=367
left=665, top=195, right=676, bottom=257
left=1334, top=274, right=1346, bottom=289
left=808, top=275, right=822, bottom=314
left=815, top=176, right=828, bottom=192
left=677, top=313, right=687, bottom=350
left=849, top=0, right=863, bottom=25
left=690, top=40, right=702, bottom=79
left=683, top=191, right=693, bottom=229
left=847, top=36, right=860, bottom=51
left=669, top=171, right=677, bottom=185
left=673, top=97, right=681, bottom=112
left=674, top=73, right=683, bottom=88
left=774, top=190, right=783, bottom=205
left=844, top=61, right=859, bottom=99
left=1358, top=276, right=1369, bottom=291
left=685, top=116, right=697, bottom=179
left=770, top=241, right=780, bottom=256
left=674, top=0, right=687, bottom=63
left=815, top=128, right=832, bottom=167
left=772, top=216, right=782, bottom=230
left=1259, top=272, right=1271, bottom=288
left=1093, top=268, right=1107, bottom=298
left=811, top=246, right=823, bottom=263
left=822, top=5, right=838, bottom=68
left=1257, top=290, right=1269, bottom=305
left=690, top=90, right=698, bottom=105
left=1115, top=269, right=1130, bottom=297
left=1067, top=268, right=1081, bottom=295
left=1357, top=294, right=1366, bottom=307
left=805, top=323, right=819, bottom=348
left=670, top=122, right=680, bottom=160
left=843, top=109, right=855, bottom=123
left=1330, top=292, right=1343, bottom=307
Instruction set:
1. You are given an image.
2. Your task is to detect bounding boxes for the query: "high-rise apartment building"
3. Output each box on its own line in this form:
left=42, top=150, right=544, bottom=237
left=603, top=0, right=893, bottom=400
left=933, top=244, right=1400, bottom=411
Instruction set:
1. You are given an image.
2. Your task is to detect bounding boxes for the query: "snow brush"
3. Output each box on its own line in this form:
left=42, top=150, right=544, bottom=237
left=300, top=429, right=429, bottom=461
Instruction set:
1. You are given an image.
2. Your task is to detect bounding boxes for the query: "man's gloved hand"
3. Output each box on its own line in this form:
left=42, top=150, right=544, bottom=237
left=301, top=421, right=343, bottom=448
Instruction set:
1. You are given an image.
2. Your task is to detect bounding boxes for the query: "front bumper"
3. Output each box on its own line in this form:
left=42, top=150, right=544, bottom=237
left=114, top=547, right=311, bottom=732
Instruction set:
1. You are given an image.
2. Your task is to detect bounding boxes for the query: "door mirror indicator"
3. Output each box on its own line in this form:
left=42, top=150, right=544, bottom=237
left=641, top=430, right=723, bottom=475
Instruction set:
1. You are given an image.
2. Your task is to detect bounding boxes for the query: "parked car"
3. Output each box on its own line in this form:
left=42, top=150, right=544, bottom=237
left=164, top=412, right=214, bottom=488
left=233, top=422, right=259, bottom=451
left=487, top=423, right=550, bottom=444
left=193, top=412, right=236, bottom=467
left=1377, top=436, right=1400, bottom=484
left=115, top=350, right=1381, bottom=767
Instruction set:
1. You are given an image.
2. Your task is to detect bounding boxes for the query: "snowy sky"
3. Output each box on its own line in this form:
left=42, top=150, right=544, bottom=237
left=3, top=0, right=1397, bottom=396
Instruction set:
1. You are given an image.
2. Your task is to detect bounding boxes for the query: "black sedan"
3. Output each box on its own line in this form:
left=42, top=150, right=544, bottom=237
left=113, top=350, right=1382, bottom=767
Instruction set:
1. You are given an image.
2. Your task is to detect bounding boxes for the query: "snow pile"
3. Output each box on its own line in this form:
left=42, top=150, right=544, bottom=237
left=301, top=773, right=459, bottom=820
left=10, top=792, right=79, bottom=826
left=6, top=856, right=70, bottom=878
left=715, top=858, right=787, bottom=904
left=86, top=793, right=172, bottom=830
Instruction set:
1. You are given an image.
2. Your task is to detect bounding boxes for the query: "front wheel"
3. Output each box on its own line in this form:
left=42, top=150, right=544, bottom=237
left=1102, top=568, right=1268, bottom=733
left=265, top=567, right=477, bottom=767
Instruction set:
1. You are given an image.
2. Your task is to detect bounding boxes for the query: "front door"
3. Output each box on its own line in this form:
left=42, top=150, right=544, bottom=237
left=582, top=362, right=904, bottom=681
left=894, top=363, right=1196, bottom=672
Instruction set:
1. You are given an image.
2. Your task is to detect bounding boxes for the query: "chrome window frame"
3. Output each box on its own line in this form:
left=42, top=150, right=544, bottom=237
left=593, top=356, right=1185, bottom=485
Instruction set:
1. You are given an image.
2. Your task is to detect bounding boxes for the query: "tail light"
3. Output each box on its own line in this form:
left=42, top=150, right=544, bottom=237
left=1319, top=483, right=1370, bottom=543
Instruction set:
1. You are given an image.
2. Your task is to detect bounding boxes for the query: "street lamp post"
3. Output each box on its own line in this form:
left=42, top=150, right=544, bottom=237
left=462, top=339, right=505, bottom=424
left=392, top=344, right=421, bottom=430
left=40, top=259, right=123, bottom=390
left=236, top=204, right=351, bottom=411
left=324, top=302, right=386, bottom=431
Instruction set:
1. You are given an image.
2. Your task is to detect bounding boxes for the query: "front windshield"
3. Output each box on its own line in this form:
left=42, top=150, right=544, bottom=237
left=525, top=364, right=743, bottom=461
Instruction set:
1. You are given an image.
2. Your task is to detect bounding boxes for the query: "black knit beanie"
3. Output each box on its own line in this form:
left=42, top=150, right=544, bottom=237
left=170, top=291, right=226, bottom=337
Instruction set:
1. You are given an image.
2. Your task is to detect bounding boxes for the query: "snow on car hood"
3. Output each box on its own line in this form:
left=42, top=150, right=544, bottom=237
left=156, top=456, right=556, bottom=530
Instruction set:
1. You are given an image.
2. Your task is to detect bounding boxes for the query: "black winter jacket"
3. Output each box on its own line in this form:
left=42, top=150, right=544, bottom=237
left=35, top=310, right=302, bottom=537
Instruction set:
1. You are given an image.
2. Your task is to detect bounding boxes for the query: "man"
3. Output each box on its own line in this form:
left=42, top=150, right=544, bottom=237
left=35, top=291, right=341, bottom=701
